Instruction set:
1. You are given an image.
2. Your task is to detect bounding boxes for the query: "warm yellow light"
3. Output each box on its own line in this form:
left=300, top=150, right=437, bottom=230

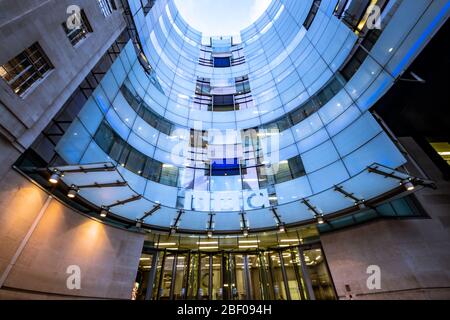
left=156, top=242, right=177, bottom=246
left=197, top=241, right=218, bottom=245
left=238, top=240, right=260, bottom=244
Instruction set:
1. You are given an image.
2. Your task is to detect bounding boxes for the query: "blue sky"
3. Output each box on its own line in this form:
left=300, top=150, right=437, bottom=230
left=174, top=0, right=272, bottom=36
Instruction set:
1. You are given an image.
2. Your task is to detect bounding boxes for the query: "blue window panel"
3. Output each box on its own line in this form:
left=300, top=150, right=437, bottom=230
left=277, top=201, right=312, bottom=224
left=211, top=159, right=241, bottom=178
left=55, top=119, right=91, bottom=164
left=164, top=110, right=188, bottom=126
left=333, top=112, right=382, bottom=157
left=79, top=140, right=114, bottom=165
left=318, top=90, right=353, bottom=125
left=189, top=108, right=213, bottom=122
left=292, top=113, right=324, bottom=140
left=275, top=176, right=313, bottom=204
left=77, top=96, right=104, bottom=135
left=111, top=58, right=127, bottom=86
left=144, top=206, right=178, bottom=227
left=308, top=160, right=350, bottom=193
left=112, top=92, right=138, bottom=128
left=133, top=118, right=159, bottom=146
left=113, top=198, right=153, bottom=221
left=302, top=140, right=340, bottom=173
left=120, top=49, right=132, bottom=73
left=341, top=169, right=402, bottom=202
left=236, top=107, right=258, bottom=121
left=105, top=108, right=130, bottom=141
left=81, top=186, right=136, bottom=212
left=117, top=166, right=147, bottom=195
left=213, top=111, right=236, bottom=122
left=284, top=91, right=309, bottom=113
left=279, top=130, right=295, bottom=149
left=100, top=70, right=119, bottom=102
left=93, top=86, right=111, bottom=114
left=246, top=208, right=277, bottom=229
left=296, top=128, right=329, bottom=153
left=326, top=105, right=361, bottom=137
left=144, top=180, right=177, bottom=208
left=213, top=212, right=242, bottom=231
left=356, top=70, right=393, bottom=112
left=167, top=101, right=189, bottom=118
left=127, top=132, right=155, bottom=158
left=153, top=148, right=177, bottom=166
left=345, top=56, right=382, bottom=101
left=236, top=117, right=261, bottom=130
left=178, top=211, right=209, bottom=230
left=308, top=188, right=354, bottom=215
left=343, top=133, right=407, bottom=176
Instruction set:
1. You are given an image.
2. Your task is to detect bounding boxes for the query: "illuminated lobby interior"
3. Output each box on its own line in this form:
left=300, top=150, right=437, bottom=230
left=0, top=0, right=449, bottom=300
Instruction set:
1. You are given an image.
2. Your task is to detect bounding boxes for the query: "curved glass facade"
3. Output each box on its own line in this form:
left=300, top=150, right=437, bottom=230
left=53, top=0, right=450, bottom=233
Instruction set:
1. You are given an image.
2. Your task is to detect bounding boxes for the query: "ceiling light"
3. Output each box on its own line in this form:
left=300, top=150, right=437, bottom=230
left=316, top=215, right=325, bottom=224
left=355, top=200, right=366, bottom=210
left=239, top=245, right=258, bottom=249
left=197, top=241, right=218, bottom=245
left=280, top=239, right=300, bottom=242
left=279, top=224, right=286, bottom=232
left=199, top=246, right=219, bottom=250
left=100, top=207, right=109, bottom=218
left=67, top=185, right=78, bottom=199
left=239, top=240, right=260, bottom=244
left=49, top=171, right=62, bottom=184
left=156, top=243, right=177, bottom=246
left=402, top=180, right=415, bottom=191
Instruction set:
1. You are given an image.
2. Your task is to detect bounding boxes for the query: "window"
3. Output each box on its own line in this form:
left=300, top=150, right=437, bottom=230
left=213, top=57, right=231, bottom=68
left=196, top=77, right=211, bottom=95
left=212, top=94, right=235, bottom=111
left=141, top=0, right=156, bottom=16
left=274, top=156, right=306, bottom=184
left=340, top=29, right=381, bottom=81
left=62, top=10, right=93, bottom=46
left=235, top=76, right=251, bottom=94
left=0, top=43, right=53, bottom=96
left=97, top=0, right=116, bottom=17
left=303, top=0, right=322, bottom=30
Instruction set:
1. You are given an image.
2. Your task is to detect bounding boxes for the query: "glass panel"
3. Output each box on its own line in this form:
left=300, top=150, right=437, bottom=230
left=133, top=253, right=154, bottom=300
left=268, top=251, right=288, bottom=300
left=303, top=248, right=336, bottom=300
left=211, top=254, right=223, bottom=300
left=173, top=253, right=188, bottom=300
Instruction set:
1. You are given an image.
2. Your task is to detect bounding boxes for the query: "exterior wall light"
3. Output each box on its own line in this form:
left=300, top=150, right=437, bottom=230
left=316, top=215, right=325, bottom=224
left=355, top=200, right=366, bottom=210
left=100, top=207, right=109, bottom=218
left=49, top=171, right=62, bottom=184
left=403, top=180, right=415, bottom=191
left=67, top=185, right=79, bottom=198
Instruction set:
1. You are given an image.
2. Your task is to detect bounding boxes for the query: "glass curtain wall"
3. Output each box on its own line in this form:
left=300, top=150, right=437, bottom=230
left=134, top=245, right=335, bottom=301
